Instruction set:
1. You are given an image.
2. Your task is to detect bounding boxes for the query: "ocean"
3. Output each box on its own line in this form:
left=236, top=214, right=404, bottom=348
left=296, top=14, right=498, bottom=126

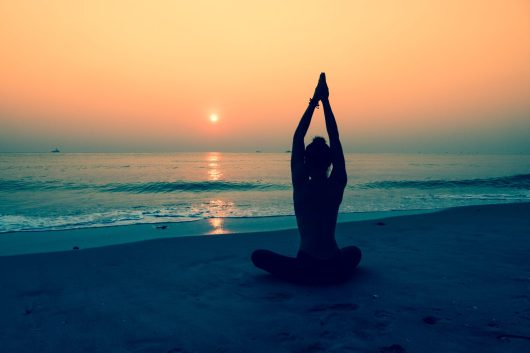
left=0, top=152, right=529, bottom=233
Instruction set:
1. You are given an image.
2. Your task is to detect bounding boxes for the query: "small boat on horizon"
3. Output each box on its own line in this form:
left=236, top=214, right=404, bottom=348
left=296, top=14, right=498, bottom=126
left=51, top=148, right=60, bottom=153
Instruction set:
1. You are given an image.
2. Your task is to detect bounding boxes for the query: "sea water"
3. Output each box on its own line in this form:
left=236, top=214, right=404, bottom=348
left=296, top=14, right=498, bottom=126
left=0, top=152, right=529, bottom=233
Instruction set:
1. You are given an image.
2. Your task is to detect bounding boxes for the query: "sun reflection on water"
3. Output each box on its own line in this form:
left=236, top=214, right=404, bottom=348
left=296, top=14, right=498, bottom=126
left=205, top=199, right=234, bottom=216
left=208, top=217, right=228, bottom=235
left=206, top=152, right=223, bottom=181
left=204, top=153, right=231, bottom=234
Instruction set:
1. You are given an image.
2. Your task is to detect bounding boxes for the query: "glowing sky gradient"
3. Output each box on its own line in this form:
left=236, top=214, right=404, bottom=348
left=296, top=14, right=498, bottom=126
left=1, top=1, right=529, bottom=152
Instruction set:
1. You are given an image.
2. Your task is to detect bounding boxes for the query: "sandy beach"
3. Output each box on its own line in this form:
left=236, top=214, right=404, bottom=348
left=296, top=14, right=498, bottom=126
left=1, top=202, right=529, bottom=353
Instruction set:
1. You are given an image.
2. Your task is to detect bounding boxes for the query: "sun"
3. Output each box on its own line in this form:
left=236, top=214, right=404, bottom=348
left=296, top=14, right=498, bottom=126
left=209, top=113, right=219, bottom=123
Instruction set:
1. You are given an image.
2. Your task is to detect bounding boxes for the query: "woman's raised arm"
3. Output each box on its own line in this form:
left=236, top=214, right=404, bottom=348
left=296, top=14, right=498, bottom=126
left=291, top=75, right=325, bottom=185
left=320, top=74, right=347, bottom=185
left=291, top=98, right=318, bottom=185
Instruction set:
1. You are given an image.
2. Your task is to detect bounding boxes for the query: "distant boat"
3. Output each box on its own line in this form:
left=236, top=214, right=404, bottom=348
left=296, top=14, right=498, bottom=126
left=255, top=150, right=262, bottom=153
left=285, top=150, right=291, bottom=153
left=51, top=148, right=60, bottom=153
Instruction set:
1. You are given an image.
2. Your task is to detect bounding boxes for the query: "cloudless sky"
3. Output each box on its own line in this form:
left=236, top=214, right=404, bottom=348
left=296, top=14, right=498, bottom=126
left=1, top=0, right=529, bottom=153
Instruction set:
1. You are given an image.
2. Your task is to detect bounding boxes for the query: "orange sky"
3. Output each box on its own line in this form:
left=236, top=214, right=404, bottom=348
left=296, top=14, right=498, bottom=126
left=1, top=0, right=529, bottom=152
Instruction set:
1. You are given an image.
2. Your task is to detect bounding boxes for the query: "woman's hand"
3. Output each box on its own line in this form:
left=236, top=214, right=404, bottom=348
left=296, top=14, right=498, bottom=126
left=315, top=72, right=329, bottom=101
left=312, top=72, right=329, bottom=102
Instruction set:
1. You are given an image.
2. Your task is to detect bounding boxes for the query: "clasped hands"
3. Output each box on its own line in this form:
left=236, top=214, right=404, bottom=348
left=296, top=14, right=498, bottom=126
left=310, top=72, right=329, bottom=107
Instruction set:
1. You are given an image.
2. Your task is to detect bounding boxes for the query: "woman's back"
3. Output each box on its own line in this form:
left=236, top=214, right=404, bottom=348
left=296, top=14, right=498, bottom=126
left=294, top=177, right=345, bottom=258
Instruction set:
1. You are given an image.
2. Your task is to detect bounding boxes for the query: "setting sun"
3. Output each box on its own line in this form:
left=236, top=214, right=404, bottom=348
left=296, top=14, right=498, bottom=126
left=0, top=1, right=529, bottom=153
left=209, top=114, right=219, bottom=123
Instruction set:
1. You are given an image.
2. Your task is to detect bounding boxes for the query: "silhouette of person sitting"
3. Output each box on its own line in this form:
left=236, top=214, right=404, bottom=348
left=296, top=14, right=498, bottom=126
left=252, top=73, right=362, bottom=285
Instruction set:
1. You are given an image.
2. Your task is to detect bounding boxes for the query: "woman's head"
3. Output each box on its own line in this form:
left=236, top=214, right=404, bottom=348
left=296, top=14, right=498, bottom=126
left=305, top=136, right=331, bottom=177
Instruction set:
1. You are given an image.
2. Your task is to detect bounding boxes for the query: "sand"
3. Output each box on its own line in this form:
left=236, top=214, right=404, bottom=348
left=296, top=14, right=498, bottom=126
left=1, top=202, right=529, bottom=353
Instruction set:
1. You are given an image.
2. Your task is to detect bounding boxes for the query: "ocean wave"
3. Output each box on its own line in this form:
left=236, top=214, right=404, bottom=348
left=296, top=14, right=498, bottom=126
left=0, top=179, right=89, bottom=191
left=0, top=211, right=200, bottom=233
left=102, top=181, right=288, bottom=193
left=4, top=174, right=529, bottom=194
left=358, top=174, right=530, bottom=190
left=432, top=193, right=530, bottom=201
left=0, top=179, right=289, bottom=193
left=0, top=204, right=295, bottom=233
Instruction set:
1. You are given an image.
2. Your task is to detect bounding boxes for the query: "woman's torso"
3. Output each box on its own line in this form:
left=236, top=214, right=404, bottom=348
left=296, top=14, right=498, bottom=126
left=293, top=179, right=345, bottom=259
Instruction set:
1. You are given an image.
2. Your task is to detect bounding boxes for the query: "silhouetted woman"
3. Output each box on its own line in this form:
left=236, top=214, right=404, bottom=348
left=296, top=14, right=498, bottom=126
left=252, top=73, right=362, bottom=285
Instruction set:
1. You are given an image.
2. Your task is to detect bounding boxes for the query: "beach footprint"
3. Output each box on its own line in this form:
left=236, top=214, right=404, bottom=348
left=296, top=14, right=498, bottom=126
left=422, top=315, right=439, bottom=325
left=262, top=291, right=293, bottom=302
left=373, top=309, right=394, bottom=319
left=379, top=344, right=407, bottom=353
left=293, top=342, right=326, bottom=353
left=166, top=348, right=190, bottom=353
left=307, top=303, right=359, bottom=312
left=277, top=331, right=298, bottom=342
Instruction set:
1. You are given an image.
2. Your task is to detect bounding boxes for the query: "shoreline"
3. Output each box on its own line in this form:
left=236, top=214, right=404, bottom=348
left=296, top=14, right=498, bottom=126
left=0, top=208, right=437, bottom=257
left=1, top=202, right=529, bottom=353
